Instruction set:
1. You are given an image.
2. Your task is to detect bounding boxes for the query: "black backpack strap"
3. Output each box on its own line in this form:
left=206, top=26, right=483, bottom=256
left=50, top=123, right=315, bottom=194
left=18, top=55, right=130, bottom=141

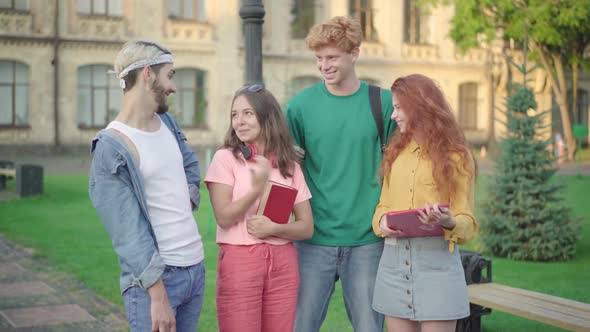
left=368, top=84, right=384, bottom=151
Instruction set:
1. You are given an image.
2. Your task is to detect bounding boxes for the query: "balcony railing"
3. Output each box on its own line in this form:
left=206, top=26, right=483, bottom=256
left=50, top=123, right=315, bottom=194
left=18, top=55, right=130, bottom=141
left=0, top=11, right=32, bottom=35
left=454, top=48, right=490, bottom=64
left=73, top=16, right=126, bottom=40
left=362, top=42, right=385, bottom=58
left=402, top=43, right=439, bottom=61
left=286, top=40, right=385, bottom=59
left=165, top=20, right=212, bottom=46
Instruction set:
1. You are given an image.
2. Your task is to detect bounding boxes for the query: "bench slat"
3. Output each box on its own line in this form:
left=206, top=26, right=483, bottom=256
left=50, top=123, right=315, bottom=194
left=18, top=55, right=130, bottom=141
left=469, top=291, right=590, bottom=331
left=486, top=283, right=590, bottom=314
left=468, top=283, right=590, bottom=331
left=473, top=284, right=590, bottom=320
left=0, top=168, right=16, bottom=177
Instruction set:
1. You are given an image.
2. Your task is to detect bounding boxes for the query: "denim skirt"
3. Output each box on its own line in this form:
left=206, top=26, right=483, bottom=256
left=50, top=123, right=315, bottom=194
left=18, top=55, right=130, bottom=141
left=372, top=236, right=470, bottom=321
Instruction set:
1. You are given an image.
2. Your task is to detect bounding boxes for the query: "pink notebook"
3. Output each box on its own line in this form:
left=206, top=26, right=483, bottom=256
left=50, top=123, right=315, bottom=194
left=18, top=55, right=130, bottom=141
left=385, top=205, right=449, bottom=238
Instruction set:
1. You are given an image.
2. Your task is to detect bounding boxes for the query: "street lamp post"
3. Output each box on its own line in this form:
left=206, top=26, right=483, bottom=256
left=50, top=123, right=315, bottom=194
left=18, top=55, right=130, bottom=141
left=239, top=0, right=265, bottom=85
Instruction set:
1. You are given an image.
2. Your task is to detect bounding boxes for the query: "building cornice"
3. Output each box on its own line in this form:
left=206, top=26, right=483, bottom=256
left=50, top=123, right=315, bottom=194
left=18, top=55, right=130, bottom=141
left=261, top=52, right=490, bottom=70
left=0, top=35, right=124, bottom=48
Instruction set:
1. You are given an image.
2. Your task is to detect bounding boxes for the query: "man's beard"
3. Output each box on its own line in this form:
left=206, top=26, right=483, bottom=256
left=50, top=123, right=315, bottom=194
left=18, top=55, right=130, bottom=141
left=152, top=80, right=169, bottom=115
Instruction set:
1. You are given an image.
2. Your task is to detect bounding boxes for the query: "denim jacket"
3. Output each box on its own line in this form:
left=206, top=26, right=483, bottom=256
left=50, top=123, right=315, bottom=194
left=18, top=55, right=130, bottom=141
left=89, top=113, right=201, bottom=294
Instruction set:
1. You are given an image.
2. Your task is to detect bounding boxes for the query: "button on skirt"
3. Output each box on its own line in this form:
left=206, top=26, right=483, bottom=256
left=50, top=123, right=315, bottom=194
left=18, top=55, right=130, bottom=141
left=372, top=236, right=470, bottom=321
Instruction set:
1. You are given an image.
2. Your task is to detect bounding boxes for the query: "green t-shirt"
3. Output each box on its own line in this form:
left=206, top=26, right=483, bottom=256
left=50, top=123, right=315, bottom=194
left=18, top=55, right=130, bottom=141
left=286, top=81, right=396, bottom=246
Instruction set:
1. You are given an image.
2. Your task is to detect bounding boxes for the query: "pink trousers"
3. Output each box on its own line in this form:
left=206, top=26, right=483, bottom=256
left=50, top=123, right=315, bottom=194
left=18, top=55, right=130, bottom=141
left=216, top=242, right=299, bottom=332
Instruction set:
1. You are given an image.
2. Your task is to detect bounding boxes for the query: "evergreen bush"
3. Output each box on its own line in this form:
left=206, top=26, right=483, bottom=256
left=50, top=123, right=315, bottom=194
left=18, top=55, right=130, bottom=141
left=481, top=66, right=580, bottom=261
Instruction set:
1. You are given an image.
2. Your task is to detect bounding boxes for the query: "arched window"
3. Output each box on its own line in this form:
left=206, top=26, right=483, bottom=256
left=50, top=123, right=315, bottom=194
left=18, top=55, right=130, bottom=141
left=171, top=68, right=208, bottom=128
left=77, top=64, right=121, bottom=128
left=0, top=60, right=30, bottom=127
left=458, top=82, right=478, bottom=129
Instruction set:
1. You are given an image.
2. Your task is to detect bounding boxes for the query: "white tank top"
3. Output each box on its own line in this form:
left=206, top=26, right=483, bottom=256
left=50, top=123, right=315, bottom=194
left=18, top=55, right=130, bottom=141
left=107, top=115, right=204, bottom=266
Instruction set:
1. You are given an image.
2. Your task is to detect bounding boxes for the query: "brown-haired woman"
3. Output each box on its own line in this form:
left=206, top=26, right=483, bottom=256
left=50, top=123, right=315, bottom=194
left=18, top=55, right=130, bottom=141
left=205, top=84, right=314, bottom=332
left=371, top=74, right=478, bottom=332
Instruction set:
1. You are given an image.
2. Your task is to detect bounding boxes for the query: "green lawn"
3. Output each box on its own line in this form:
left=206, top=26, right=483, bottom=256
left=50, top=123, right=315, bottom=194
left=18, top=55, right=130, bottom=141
left=0, top=175, right=588, bottom=331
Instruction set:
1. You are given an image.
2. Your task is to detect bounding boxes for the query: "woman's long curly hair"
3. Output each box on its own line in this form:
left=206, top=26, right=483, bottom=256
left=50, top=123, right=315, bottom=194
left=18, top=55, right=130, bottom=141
left=382, top=74, right=476, bottom=201
left=223, top=86, right=299, bottom=178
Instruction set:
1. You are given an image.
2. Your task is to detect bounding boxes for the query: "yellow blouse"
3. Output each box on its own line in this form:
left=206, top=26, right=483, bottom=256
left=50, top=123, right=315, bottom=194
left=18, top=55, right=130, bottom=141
left=372, top=140, right=477, bottom=252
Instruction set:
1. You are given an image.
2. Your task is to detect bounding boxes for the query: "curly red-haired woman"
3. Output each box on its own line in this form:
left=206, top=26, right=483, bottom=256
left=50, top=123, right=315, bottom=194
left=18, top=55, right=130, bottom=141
left=371, top=74, right=478, bottom=332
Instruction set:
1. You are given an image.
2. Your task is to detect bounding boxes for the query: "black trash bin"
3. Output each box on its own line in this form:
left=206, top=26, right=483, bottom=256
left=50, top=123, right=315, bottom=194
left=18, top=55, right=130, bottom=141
left=16, top=164, right=44, bottom=197
left=456, top=250, right=492, bottom=332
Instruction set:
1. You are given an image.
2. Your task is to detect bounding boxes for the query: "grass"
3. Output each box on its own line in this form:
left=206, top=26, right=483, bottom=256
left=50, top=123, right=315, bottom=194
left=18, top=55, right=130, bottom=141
left=0, top=175, right=589, bottom=331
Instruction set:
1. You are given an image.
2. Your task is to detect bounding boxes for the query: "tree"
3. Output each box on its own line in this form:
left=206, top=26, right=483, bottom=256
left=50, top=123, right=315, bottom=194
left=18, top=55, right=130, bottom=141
left=481, top=53, right=580, bottom=261
left=430, top=0, right=590, bottom=160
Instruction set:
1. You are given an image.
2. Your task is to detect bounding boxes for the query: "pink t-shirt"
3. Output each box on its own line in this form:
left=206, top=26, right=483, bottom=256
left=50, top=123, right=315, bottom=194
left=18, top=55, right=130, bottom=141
left=204, top=148, right=312, bottom=245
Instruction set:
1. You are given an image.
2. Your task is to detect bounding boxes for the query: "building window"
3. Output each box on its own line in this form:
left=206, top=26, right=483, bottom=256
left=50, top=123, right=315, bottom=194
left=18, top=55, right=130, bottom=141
left=404, top=0, right=430, bottom=44
left=291, top=0, right=315, bottom=39
left=77, top=0, right=121, bottom=17
left=349, top=0, right=378, bottom=41
left=171, top=68, right=207, bottom=128
left=0, top=61, right=29, bottom=127
left=169, top=0, right=207, bottom=22
left=77, top=64, right=121, bottom=128
left=458, top=83, right=478, bottom=130
left=0, top=0, right=29, bottom=12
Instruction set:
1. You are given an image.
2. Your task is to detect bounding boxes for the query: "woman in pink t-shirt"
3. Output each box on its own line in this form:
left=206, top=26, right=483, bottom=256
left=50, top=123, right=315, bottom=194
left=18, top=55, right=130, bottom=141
left=204, top=84, right=314, bottom=332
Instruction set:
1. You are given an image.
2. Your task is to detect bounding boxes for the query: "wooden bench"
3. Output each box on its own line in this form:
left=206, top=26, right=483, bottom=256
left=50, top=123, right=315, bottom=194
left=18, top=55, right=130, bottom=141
left=468, top=283, right=590, bottom=331
left=0, top=168, right=16, bottom=178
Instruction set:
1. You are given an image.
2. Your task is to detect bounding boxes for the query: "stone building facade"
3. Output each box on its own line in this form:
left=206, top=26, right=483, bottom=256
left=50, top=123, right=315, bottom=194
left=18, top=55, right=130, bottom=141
left=0, top=0, right=588, bottom=150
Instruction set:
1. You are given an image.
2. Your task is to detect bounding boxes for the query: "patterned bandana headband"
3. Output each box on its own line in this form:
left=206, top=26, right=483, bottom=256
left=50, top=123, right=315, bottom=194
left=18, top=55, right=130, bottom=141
left=109, top=53, right=174, bottom=89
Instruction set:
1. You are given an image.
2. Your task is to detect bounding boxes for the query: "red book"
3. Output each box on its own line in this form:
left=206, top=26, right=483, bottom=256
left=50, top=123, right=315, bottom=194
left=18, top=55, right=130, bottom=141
left=385, top=205, right=450, bottom=238
left=257, top=181, right=298, bottom=224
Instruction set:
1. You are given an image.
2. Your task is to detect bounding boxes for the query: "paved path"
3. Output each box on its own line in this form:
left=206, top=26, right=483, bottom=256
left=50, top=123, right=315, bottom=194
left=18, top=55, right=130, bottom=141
left=0, top=234, right=127, bottom=331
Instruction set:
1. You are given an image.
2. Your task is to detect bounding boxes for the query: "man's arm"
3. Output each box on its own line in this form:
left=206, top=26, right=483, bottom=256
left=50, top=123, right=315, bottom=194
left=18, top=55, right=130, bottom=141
left=89, top=144, right=165, bottom=289
left=148, top=279, right=176, bottom=332
left=90, top=138, right=176, bottom=331
left=181, top=142, right=201, bottom=211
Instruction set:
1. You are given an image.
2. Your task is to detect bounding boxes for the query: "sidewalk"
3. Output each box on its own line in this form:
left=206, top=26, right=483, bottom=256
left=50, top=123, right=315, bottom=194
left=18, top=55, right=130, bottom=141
left=0, top=234, right=127, bottom=331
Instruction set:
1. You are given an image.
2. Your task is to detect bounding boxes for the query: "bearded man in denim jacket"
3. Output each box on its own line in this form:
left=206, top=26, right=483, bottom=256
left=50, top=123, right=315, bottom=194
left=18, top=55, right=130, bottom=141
left=89, top=40, right=205, bottom=332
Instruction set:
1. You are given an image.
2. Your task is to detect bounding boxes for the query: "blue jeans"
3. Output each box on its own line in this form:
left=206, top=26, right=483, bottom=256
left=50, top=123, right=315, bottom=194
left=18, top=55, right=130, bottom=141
left=122, top=261, right=205, bottom=332
left=294, top=241, right=384, bottom=332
